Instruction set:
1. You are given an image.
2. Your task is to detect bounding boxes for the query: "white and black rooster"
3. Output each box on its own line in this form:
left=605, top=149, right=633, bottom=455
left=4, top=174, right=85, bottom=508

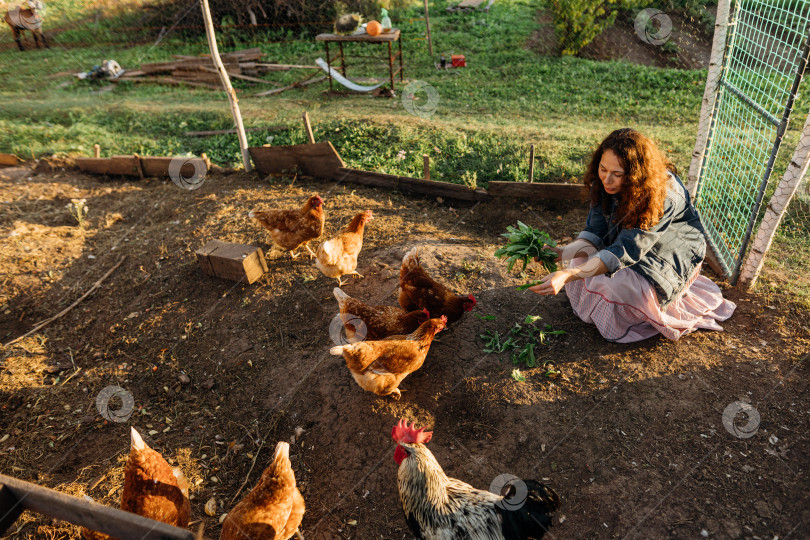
left=393, top=419, right=560, bottom=540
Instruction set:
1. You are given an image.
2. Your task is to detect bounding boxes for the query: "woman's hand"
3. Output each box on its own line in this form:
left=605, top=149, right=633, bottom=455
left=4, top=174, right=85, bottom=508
left=535, top=245, right=564, bottom=262
left=528, top=269, right=573, bottom=296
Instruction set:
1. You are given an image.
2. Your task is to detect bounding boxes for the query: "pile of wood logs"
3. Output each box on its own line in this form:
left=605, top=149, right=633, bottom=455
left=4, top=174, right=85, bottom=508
left=116, top=48, right=316, bottom=91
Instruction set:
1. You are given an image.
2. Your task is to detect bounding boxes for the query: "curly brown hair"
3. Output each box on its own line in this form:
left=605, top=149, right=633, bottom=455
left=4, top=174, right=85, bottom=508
left=583, top=128, right=677, bottom=230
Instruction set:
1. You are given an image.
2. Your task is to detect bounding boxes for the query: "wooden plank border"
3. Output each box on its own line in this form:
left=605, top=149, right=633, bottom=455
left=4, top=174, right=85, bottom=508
left=334, top=167, right=489, bottom=202
left=249, top=142, right=345, bottom=179
left=487, top=181, right=588, bottom=201
left=247, top=142, right=586, bottom=203
left=0, top=474, right=197, bottom=540
left=76, top=156, right=209, bottom=179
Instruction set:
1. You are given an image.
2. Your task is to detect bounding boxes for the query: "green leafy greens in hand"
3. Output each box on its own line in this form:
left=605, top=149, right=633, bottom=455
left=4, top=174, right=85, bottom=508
left=494, top=221, right=558, bottom=273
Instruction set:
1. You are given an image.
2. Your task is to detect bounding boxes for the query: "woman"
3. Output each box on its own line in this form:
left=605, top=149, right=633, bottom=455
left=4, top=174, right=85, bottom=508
left=530, top=128, right=735, bottom=342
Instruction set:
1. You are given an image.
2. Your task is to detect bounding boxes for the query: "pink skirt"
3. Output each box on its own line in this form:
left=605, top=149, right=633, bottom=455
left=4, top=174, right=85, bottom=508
left=564, top=259, right=736, bottom=343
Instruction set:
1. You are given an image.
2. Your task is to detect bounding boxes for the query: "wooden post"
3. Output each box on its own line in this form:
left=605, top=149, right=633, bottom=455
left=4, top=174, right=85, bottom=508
left=133, top=154, right=145, bottom=180
left=739, top=111, right=810, bottom=289
left=424, top=0, right=433, bottom=55
left=93, top=144, right=100, bottom=158
left=200, top=0, right=252, bottom=172
left=687, top=0, right=730, bottom=196
left=528, top=144, right=535, bottom=183
left=303, top=111, right=315, bottom=144
left=423, top=154, right=430, bottom=181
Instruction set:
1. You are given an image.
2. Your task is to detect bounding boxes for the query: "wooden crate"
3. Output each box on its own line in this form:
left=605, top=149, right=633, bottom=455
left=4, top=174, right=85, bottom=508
left=196, top=240, right=268, bottom=284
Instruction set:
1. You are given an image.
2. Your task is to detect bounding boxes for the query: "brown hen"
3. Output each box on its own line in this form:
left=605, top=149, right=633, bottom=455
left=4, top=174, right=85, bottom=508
left=398, top=247, right=476, bottom=324
left=333, top=287, right=429, bottom=341
left=330, top=316, right=446, bottom=399
left=81, top=427, right=190, bottom=540
left=315, top=210, right=373, bottom=286
left=220, top=441, right=304, bottom=540
left=249, top=195, right=325, bottom=259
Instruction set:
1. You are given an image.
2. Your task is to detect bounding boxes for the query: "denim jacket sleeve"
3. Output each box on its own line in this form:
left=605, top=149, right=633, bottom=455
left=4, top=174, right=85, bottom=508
left=597, top=189, right=680, bottom=275
left=577, top=204, right=609, bottom=250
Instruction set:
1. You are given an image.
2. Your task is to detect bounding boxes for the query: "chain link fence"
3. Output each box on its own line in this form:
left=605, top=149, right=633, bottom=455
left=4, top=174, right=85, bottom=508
left=694, top=0, right=810, bottom=284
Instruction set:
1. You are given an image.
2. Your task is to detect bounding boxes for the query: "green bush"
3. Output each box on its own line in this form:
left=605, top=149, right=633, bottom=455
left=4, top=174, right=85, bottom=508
left=549, top=0, right=620, bottom=56
left=548, top=0, right=650, bottom=56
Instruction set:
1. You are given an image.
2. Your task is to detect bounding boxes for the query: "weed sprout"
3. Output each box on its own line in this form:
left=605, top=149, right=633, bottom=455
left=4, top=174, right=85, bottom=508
left=66, top=198, right=89, bottom=228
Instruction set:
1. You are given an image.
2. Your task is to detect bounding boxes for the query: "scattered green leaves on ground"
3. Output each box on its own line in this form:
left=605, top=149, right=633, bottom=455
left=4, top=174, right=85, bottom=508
left=495, top=221, right=559, bottom=273
left=479, top=315, right=566, bottom=369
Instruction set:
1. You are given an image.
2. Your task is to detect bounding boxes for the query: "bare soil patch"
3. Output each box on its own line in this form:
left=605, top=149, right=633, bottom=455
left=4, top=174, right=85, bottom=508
left=528, top=9, right=713, bottom=70
left=1, top=161, right=808, bottom=539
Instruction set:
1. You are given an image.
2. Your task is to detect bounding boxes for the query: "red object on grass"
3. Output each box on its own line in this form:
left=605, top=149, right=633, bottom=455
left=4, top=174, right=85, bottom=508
left=451, top=54, right=466, bottom=67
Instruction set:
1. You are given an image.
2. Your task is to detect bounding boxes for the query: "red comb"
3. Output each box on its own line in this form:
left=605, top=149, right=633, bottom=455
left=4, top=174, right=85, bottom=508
left=422, top=308, right=430, bottom=317
left=392, top=419, right=433, bottom=445
left=440, top=315, right=448, bottom=324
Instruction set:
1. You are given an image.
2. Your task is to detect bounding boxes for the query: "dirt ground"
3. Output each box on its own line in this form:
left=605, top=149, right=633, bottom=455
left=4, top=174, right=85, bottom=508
left=1, top=161, right=808, bottom=540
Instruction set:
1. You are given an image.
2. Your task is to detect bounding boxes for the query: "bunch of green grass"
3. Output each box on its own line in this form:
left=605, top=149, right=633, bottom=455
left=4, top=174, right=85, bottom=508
left=495, top=221, right=558, bottom=273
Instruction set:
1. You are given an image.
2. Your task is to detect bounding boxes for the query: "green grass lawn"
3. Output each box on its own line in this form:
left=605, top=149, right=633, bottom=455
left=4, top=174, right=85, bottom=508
left=1, top=0, right=808, bottom=298
left=0, top=0, right=710, bottom=180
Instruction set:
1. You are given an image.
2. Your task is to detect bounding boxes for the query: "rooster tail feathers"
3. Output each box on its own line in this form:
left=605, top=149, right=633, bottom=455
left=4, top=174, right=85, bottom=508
left=524, top=480, right=560, bottom=513
left=499, top=480, right=560, bottom=540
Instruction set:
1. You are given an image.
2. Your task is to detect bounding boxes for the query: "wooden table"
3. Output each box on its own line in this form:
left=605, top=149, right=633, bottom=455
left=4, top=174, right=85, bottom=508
left=315, top=29, right=404, bottom=93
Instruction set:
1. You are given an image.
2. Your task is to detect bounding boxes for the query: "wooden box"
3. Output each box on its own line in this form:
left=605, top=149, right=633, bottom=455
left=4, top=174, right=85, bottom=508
left=196, top=240, right=268, bottom=284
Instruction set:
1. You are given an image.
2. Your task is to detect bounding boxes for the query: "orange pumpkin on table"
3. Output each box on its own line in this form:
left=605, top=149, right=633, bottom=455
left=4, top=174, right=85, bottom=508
left=366, top=20, right=381, bottom=36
